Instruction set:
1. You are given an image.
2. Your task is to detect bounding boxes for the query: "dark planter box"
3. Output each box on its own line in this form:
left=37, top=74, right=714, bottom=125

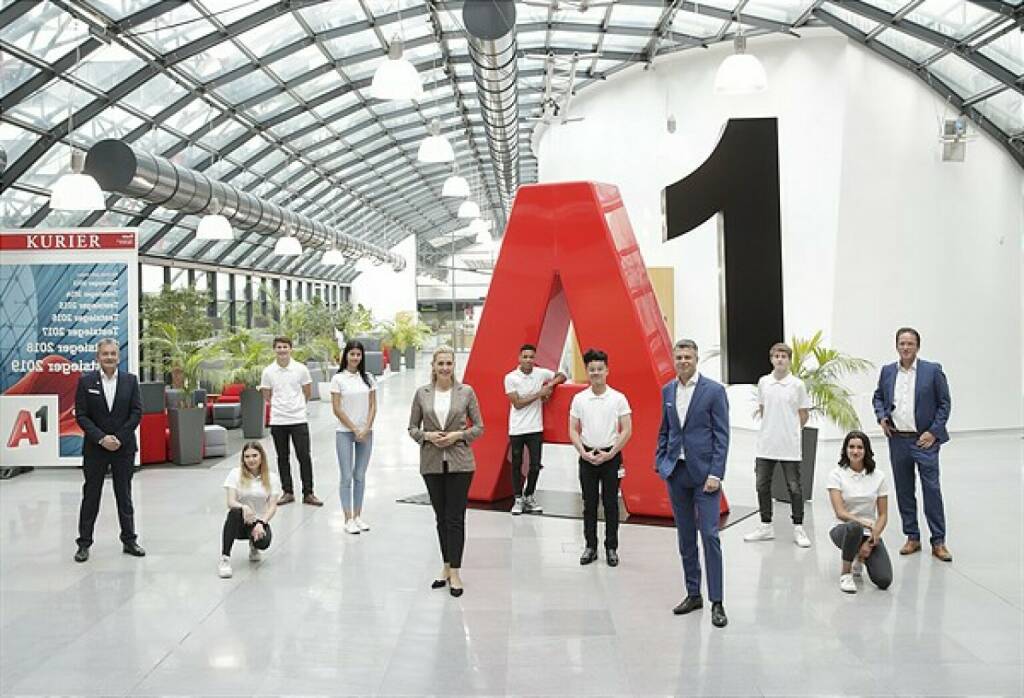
left=241, top=387, right=266, bottom=439
left=168, top=407, right=205, bottom=465
left=387, top=348, right=401, bottom=371
left=404, top=347, right=416, bottom=369
left=353, top=336, right=381, bottom=352
left=773, top=426, right=818, bottom=502
left=140, top=382, right=166, bottom=414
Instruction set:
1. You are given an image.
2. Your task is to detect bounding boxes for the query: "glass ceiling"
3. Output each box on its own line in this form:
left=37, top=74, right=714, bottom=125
left=1, top=0, right=1021, bottom=283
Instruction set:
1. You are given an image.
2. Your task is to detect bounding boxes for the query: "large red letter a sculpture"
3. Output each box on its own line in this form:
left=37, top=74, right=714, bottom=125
left=464, top=182, right=727, bottom=518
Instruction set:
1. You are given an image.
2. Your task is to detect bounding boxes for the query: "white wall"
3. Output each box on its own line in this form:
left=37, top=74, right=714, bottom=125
left=350, top=234, right=417, bottom=324
left=535, top=30, right=1023, bottom=435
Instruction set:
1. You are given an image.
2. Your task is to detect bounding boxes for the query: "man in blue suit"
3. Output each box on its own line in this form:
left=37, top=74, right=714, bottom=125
left=656, top=339, right=730, bottom=628
left=74, top=338, right=145, bottom=563
left=872, top=327, right=952, bottom=562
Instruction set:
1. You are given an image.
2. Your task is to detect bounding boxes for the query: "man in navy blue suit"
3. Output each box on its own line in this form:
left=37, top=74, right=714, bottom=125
left=656, top=339, right=730, bottom=628
left=872, top=327, right=952, bottom=562
left=74, top=338, right=145, bottom=562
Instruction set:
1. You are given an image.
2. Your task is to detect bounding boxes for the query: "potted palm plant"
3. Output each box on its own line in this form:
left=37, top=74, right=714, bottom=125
left=218, top=329, right=275, bottom=439
left=140, top=321, right=224, bottom=465
left=390, top=311, right=431, bottom=369
left=773, top=331, right=873, bottom=502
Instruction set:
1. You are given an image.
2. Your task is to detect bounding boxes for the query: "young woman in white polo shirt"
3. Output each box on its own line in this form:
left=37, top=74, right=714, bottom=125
left=330, top=340, right=377, bottom=535
left=219, top=442, right=281, bottom=578
left=826, top=431, right=893, bottom=593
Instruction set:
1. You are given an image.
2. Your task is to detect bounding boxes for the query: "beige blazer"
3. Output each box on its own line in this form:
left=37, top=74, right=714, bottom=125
left=408, top=382, right=484, bottom=474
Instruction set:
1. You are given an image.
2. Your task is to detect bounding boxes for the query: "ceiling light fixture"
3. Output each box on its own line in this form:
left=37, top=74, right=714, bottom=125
left=457, top=200, right=481, bottom=219
left=417, top=118, right=455, bottom=163
left=273, top=227, right=303, bottom=256
left=196, top=198, right=233, bottom=240
left=371, top=36, right=423, bottom=101
left=714, top=34, right=767, bottom=95
left=442, top=173, right=471, bottom=198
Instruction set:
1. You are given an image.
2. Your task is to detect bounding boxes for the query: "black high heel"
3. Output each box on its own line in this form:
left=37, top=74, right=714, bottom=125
left=449, top=586, right=464, bottom=598
left=431, top=578, right=448, bottom=589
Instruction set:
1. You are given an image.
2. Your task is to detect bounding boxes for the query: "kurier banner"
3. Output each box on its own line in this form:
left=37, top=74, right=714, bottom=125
left=0, top=229, right=139, bottom=467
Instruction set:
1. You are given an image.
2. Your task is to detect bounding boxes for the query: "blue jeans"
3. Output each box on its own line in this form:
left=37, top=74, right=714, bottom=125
left=336, top=431, right=373, bottom=513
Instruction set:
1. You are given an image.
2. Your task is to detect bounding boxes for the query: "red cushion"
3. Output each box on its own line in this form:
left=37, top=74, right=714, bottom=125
left=139, top=412, right=168, bottom=464
left=221, top=383, right=246, bottom=398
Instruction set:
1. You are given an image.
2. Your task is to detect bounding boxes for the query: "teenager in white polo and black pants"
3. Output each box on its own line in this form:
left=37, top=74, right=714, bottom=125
left=260, top=336, right=323, bottom=506
left=569, top=348, right=632, bottom=567
left=744, top=342, right=812, bottom=547
left=504, top=343, right=566, bottom=515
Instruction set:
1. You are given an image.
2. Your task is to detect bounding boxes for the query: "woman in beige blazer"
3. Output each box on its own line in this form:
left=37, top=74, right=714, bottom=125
left=408, top=346, right=484, bottom=597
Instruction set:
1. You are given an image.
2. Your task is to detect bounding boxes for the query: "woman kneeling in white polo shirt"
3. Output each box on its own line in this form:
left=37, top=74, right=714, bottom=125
left=826, top=431, right=893, bottom=593
left=219, top=442, right=281, bottom=578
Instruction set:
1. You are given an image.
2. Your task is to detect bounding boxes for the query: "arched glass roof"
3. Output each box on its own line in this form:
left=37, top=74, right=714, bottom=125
left=2, top=0, right=1021, bottom=283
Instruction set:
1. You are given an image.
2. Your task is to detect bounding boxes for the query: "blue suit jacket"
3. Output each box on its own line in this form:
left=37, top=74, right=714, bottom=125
left=872, top=359, right=951, bottom=443
left=655, top=375, right=730, bottom=483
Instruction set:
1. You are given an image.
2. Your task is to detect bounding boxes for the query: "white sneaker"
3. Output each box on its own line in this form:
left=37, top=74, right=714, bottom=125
left=793, top=525, right=811, bottom=548
left=344, top=519, right=360, bottom=535
left=248, top=543, right=262, bottom=562
left=839, top=573, right=857, bottom=593
left=511, top=497, right=524, bottom=515
left=355, top=517, right=370, bottom=531
left=743, top=523, right=775, bottom=542
left=525, top=495, right=542, bottom=513
left=851, top=559, right=864, bottom=577
left=217, top=557, right=232, bottom=579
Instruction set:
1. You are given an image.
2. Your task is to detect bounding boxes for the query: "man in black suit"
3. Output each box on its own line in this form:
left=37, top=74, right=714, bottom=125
left=74, top=338, right=144, bottom=562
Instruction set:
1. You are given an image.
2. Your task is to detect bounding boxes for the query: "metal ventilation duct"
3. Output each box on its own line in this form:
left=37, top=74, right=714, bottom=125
left=83, top=139, right=406, bottom=271
left=463, top=0, right=519, bottom=218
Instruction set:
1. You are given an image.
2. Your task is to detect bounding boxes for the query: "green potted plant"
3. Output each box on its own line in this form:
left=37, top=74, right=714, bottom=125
left=140, top=320, right=224, bottom=465
left=389, top=311, right=432, bottom=369
left=774, top=331, right=873, bottom=502
left=218, top=329, right=275, bottom=438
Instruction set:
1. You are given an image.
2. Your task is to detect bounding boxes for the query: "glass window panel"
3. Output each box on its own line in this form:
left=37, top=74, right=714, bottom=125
left=291, top=71, right=339, bottom=102
left=246, top=92, right=298, bottom=122
left=267, top=110, right=316, bottom=138
left=19, top=141, right=70, bottom=189
left=823, top=3, right=881, bottom=36
left=120, top=73, right=189, bottom=115
left=670, top=9, right=728, bottom=37
left=270, top=45, right=325, bottom=81
left=929, top=53, right=1000, bottom=98
left=300, top=2, right=366, bottom=32
left=200, top=116, right=249, bottom=149
left=232, top=134, right=272, bottom=162
left=323, top=29, right=381, bottom=59
left=8, top=4, right=90, bottom=61
left=610, top=4, right=663, bottom=28
left=7, top=80, right=95, bottom=129
left=314, top=91, right=359, bottom=120
left=92, top=210, right=134, bottom=227
left=549, top=4, right=609, bottom=24
left=177, top=44, right=252, bottom=82
left=979, top=24, right=1024, bottom=76
left=860, top=0, right=906, bottom=12
left=905, top=0, right=1001, bottom=40
left=69, top=42, right=146, bottom=91
left=874, top=27, right=939, bottom=63
left=133, top=5, right=213, bottom=52
left=197, top=240, right=233, bottom=263
left=162, top=97, right=221, bottom=134
left=146, top=226, right=190, bottom=254
left=88, top=104, right=145, bottom=141
left=141, top=264, right=164, bottom=294
left=976, top=89, right=1023, bottom=133
left=170, top=267, right=189, bottom=290
left=37, top=207, right=91, bottom=229
left=216, top=69, right=277, bottom=102
left=289, top=125, right=331, bottom=150
left=0, top=55, right=41, bottom=95
left=250, top=149, right=288, bottom=174
left=216, top=272, right=230, bottom=300
left=545, top=31, right=598, bottom=51
left=236, top=14, right=307, bottom=58
left=0, top=122, right=35, bottom=167
left=743, top=0, right=818, bottom=24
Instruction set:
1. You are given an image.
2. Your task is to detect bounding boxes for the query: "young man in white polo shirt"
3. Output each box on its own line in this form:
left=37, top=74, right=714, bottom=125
left=260, top=336, right=323, bottom=506
left=505, top=343, right=566, bottom=515
left=569, top=348, right=632, bottom=567
left=745, top=342, right=811, bottom=547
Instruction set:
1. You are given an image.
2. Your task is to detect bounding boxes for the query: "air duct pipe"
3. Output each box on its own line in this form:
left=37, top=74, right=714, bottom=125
left=84, top=139, right=406, bottom=271
left=463, top=0, right=520, bottom=219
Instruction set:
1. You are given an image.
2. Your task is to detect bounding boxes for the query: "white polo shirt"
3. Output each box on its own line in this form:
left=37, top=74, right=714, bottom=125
left=504, top=366, right=555, bottom=436
left=329, top=370, right=376, bottom=432
left=223, top=468, right=282, bottom=520
left=826, top=466, right=889, bottom=527
left=259, top=359, right=312, bottom=426
left=756, top=372, right=811, bottom=461
left=569, top=385, right=631, bottom=450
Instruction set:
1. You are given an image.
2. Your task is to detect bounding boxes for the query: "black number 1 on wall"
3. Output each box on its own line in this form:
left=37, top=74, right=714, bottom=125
left=662, top=117, right=785, bottom=385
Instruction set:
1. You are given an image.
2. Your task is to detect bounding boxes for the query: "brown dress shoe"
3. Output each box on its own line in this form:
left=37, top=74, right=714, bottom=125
left=900, top=539, right=922, bottom=555
left=278, top=493, right=295, bottom=505
left=931, top=544, right=953, bottom=562
left=302, top=494, right=324, bottom=507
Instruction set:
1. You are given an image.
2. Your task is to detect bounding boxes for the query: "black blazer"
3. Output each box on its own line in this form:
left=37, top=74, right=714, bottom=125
left=75, top=370, right=142, bottom=460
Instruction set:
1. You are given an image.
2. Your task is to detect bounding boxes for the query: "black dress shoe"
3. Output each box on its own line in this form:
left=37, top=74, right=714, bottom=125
left=449, top=586, right=464, bottom=598
left=606, top=549, right=619, bottom=567
left=711, top=602, right=728, bottom=628
left=672, top=595, right=704, bottom=615
left=579, top=548, right=598, bottom=565
left=74, top=545, right=89, bottom=563
left=431, top=579, right=448, bottom=589
left=122, top=542, right=146, bottom=557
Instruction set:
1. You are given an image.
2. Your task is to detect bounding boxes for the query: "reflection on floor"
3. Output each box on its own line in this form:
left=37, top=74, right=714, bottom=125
left=1, top=361, right=1021, bottom=696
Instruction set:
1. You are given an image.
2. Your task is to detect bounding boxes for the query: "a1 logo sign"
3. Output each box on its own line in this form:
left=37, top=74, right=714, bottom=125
left=0, top=395, right=59, bottom=467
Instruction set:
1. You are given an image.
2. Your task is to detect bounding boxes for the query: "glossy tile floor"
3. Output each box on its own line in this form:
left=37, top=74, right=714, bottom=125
left=2, top=361, right=1021, bottom=696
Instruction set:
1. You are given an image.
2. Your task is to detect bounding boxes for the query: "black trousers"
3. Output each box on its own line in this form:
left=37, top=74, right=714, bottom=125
left=422, top=465, right=473, bottom=568
left=754, top=458, right=804, bottom=524
left=509, top=431, right=543, bottom=497
left=77, top=454, right=137, bottom=547
left=579, top=448, right=622, bottom=551
left=221, top=508, right=272, bottom=556
left=271, top=423, right=314, bottom=495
